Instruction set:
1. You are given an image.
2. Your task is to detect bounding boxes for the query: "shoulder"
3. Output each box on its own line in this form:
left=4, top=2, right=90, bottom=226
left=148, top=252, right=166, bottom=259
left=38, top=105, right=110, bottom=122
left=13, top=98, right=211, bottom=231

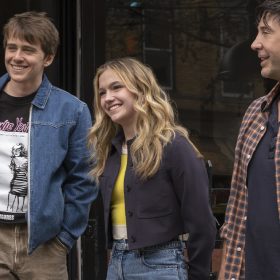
left=166, top=133, right=196, bottom=154
left=51, top=86, right=87, bottom=107
left=240, top=95, right=266, bottom=128
left=164, top=133, right=201, bottom=165
left=245, top=95, right=265, bottom=114
left=38, top=79, right=91, bottom=123
left=47, top=86, right=90, bottom=118
left=163, top=133, right=208, bottom=182
left=41, top=75, right=87, bottom=108
left=0, top=73, right=9, bottom=89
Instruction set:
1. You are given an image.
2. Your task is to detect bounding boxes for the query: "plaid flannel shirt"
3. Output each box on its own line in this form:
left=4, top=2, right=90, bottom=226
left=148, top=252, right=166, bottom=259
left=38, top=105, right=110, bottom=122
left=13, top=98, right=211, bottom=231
left=220, top=83, right=280, bottom=280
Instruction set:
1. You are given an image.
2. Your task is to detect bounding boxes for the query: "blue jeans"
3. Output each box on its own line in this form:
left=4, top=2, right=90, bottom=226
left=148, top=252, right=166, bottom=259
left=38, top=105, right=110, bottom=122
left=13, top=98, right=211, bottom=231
left=106, top=239, right=188, bottom=280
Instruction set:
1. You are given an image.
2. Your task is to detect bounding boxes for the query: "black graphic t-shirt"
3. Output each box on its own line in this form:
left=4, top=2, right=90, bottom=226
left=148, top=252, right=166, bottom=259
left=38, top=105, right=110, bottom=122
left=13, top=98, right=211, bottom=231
left=0, top=90, right=36, bottom=223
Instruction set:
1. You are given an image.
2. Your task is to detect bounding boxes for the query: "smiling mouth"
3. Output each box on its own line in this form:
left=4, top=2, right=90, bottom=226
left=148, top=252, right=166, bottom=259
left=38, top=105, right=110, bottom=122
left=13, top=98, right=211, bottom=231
left=259, top=57, right=268, bottom=66
left=108, top=104, right=121, bottom=111
left=11, top=64, right=28, bottom=71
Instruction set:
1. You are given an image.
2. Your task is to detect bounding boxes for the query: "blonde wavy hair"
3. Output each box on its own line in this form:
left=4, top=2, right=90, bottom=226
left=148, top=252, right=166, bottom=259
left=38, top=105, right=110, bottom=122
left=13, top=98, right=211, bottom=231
left=88, top=57, right=201, bottom=181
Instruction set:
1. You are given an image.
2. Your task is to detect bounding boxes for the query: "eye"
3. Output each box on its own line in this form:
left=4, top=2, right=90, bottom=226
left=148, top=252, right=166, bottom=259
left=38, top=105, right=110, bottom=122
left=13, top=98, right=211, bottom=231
left=98, top=90, right=106, bottom=96
left=112, top=84, right=124, bottom=91
left=260, top=27, right=272, bottom=35
left=22, top=47, right=36, bottom=54
left=6, top=45, right=17, bottom=51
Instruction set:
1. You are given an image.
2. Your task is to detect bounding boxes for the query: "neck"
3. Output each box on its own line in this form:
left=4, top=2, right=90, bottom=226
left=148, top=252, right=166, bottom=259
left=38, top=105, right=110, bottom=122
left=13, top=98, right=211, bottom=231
left=4, top=79, right=41, bottom=97
left=123, top=127, right=136, bottom=142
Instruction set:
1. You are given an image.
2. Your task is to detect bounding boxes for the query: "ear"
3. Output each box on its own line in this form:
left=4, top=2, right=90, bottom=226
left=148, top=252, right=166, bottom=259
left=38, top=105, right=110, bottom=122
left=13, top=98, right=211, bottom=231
left=44, top=55, right=55, bottom=67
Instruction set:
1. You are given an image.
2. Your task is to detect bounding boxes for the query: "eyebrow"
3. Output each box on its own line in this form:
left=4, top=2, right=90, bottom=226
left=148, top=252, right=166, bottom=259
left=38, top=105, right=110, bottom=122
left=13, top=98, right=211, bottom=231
left=6, top=43, right=17, bottom=47
left=99, top=81, right=123, bottom=90
left=6, top=43, right=37, bottom=50
left=110, top=81, right=123, bottom=86
left=259, top=24, right=273, bottom=32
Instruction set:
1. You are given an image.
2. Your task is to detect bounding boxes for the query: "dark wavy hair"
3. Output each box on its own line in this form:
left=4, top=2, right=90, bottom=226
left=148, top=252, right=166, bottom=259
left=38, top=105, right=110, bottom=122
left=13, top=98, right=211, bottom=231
left=256, top=0, right=280, bottom=26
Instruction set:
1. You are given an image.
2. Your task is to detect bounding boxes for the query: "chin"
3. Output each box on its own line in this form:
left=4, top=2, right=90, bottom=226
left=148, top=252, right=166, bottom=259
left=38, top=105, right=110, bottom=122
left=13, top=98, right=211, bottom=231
left=262, top=73, right=279, bottom=81
left=261, top=69, right=272, bottom=79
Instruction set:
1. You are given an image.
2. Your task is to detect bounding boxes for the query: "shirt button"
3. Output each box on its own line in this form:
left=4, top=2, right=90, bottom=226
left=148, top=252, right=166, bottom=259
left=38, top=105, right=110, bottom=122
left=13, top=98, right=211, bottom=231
left=260, top=126, right=265, bottom=131
left=246, top=154, right=251, bottom=159
left=131, top=236, right=136, bottom=242
left=126, top=186, right=131, bottom=192
left=128, top=211, right=133, bottom=217
left=237, top=247, right=242, bottom=251
left=243, top=216, right=247, bottom=221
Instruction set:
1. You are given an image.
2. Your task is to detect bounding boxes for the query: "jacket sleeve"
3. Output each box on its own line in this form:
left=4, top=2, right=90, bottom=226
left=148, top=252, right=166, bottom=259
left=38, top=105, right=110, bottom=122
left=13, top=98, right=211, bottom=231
left=57, top=103, right=98, bottom=249
left=168, top=135, right=216, bottom=280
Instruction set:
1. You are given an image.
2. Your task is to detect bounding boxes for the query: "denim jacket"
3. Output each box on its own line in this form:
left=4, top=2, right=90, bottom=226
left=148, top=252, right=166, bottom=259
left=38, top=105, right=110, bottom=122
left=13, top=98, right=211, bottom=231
left=0, top=73, right=98, bottom=254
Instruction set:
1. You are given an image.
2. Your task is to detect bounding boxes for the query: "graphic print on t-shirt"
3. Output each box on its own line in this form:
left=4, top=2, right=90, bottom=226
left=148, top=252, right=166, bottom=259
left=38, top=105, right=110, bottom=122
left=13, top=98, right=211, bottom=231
left=0, top=90, right=33, bottom=223
left=8, top=142, right=28, bottom=212
left=0, top=131, right=28, bottom=222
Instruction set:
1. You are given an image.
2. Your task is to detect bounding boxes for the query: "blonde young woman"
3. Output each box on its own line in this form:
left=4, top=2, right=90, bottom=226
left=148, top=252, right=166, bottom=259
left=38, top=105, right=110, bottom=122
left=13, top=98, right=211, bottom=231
left=88, top=57, right=216, bottom=280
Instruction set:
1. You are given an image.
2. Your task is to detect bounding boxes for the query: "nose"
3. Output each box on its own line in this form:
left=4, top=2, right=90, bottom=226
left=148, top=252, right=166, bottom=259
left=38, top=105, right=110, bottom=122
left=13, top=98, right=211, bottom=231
left=13, top=49, right=24, bottom=60
left=103, top=90, right=114, bottom=103
left=104, top=90, right=114, bottom=102
left=251, top=35, right=262, bottom=51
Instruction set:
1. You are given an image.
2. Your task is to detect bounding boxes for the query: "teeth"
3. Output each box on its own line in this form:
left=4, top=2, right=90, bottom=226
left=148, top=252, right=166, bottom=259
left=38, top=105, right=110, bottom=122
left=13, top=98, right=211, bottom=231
left=109, top=105, right=120, bottom=111
left=12, top=65, right=26, bottom=70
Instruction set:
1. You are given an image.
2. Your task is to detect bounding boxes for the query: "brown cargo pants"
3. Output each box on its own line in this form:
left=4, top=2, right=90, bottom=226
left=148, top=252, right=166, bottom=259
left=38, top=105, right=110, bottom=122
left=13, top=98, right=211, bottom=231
left=0, top=223, right=68, bottom=280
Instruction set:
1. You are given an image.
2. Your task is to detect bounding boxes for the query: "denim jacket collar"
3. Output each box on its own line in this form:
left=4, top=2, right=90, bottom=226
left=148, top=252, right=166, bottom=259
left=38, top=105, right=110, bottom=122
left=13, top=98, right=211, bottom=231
left=0, top=73, right=51, bottom=110
left=31, top=75, right=52, bottom=109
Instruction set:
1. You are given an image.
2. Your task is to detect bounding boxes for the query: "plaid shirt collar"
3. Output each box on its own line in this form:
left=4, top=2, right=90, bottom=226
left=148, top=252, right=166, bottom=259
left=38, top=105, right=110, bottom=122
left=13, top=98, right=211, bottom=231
left=261, top=83, right=280, bottom=112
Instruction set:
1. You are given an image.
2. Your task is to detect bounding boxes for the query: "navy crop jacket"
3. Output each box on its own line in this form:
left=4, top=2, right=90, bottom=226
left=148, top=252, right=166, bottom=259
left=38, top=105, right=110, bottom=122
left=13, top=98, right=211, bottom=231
left=99, top=132, right=216, bottom=280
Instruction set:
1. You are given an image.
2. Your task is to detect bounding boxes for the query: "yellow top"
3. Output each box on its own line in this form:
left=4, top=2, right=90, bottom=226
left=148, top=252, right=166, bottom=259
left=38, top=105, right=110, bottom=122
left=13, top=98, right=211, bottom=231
left=111, top=152, right=127, bottom=239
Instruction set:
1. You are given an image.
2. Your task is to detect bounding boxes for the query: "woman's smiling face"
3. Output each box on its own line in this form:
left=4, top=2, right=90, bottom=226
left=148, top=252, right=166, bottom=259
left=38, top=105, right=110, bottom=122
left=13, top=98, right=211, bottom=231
left=98, top=68, right=138, bottom=135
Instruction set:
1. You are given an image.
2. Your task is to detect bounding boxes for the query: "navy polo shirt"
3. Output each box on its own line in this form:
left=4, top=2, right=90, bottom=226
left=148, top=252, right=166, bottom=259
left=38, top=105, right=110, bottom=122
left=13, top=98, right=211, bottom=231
left=246, top=97, right=280, bottom=279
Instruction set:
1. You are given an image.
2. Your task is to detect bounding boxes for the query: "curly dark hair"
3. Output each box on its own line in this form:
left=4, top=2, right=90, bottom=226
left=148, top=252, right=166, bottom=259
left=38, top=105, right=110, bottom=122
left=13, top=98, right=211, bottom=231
left=256, top=0, right=280, bottom=26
